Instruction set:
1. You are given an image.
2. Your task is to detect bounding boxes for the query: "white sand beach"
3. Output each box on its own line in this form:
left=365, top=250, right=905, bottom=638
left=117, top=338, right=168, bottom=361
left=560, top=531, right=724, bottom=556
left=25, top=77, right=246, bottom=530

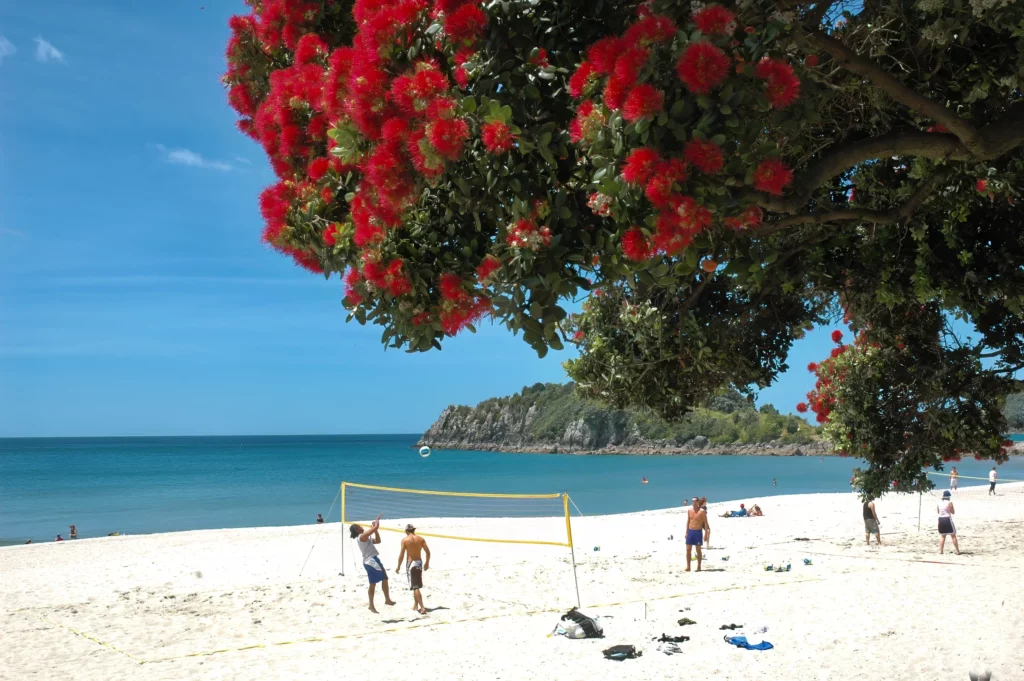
left=2, top=484, right=1023, bottom=681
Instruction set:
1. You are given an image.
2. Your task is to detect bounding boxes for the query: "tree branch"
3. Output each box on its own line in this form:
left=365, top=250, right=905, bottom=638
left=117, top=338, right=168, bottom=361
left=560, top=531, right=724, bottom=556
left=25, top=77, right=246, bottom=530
left=756, top=171, right=948, bottom=234
left=804, top=30, right=984, bottom=153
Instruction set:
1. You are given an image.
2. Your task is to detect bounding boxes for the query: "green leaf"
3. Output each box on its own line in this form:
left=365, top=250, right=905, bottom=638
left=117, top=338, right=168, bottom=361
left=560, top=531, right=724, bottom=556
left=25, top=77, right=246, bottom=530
left=462, top=96, right=477, bottom=113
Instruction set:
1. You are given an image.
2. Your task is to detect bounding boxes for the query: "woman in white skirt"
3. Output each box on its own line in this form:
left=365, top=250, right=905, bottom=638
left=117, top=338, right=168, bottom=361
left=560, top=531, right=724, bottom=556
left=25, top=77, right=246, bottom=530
left=937, top=490, right=960, bottom=555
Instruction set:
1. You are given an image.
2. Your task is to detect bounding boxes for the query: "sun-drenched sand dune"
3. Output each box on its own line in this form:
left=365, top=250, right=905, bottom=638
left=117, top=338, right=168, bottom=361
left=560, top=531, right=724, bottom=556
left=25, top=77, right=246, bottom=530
left=2, top=485, right=1022, bottom=681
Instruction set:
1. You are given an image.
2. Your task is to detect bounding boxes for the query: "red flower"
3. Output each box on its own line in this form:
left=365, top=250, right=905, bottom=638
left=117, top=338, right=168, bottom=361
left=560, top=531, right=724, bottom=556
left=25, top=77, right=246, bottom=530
left=831, top=329, right=843, bottom=343
left=322, top=224, right=339, bottom=246
left=755, top=58, right=801, bottom=108
left=475, top=255, right=502, bottom=282
left=976, top=179, right=989, bottom=193
left=344, top=268, right=364, bottom=305
left=506, top=219, right=552, bottom=251
left=529, top=48, right=549, bottom=68
left=568, top=61, right=598, bottom=98
left=569, top=100, right=604, bottom=143
left=622, top=147, right=661, bottom=185
left=693, top=5, right=736, bottom=36
left=602, top=75, right=630, bottom=110
left=439, top=272, right=465, bottom=301
left=796, top=402, right=808, bottom=413
left=588, top=37, right=627, bottom=75
left=621, top=227, right=651, bottom=261
left=816, top=412, right=828, bottom=424
left=684, top=139, right=724, bottom=174
left=804, top=54, right=820, bottom=67
left=444, top=3, right=488, bottom=45
left=927, top=124, right=949, bottom=133
left=676, top=42, right=731, bottom=94
left=645, top=174, right=675, bottom=207
left=622, top=85, right=664, bottom=123
left=427, top=117, right=470, bottom=160
left=384, top=259, right=412, bottom=297
left=307, top=157, right=330, bottom=181
left=830, top=346, right=844, bottom=358
left=623, top=14, right=677, bottom=46
left=807, top=362, right=818, bottom=372
left=613, top=46, right=650, bottom=88
left=454, top=65, right=470, bottom=88
left=294, top=33, right=328, bottom=65
left=481, top=120, right=516, bottom=154
left=753, top=159, right=794, bottom=196
left=573, top=330, right=586, bottom=342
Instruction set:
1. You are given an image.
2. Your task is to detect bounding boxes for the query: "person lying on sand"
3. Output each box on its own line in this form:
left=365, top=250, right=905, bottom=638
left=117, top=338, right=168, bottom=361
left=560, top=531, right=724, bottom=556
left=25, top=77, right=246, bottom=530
left=350, top=514, right=396, bottom=613
left=749, top=504, right=763, bottom=517
left=395, top=524, right=431, bottom=615
left=720, top=504, right=748, bottom=518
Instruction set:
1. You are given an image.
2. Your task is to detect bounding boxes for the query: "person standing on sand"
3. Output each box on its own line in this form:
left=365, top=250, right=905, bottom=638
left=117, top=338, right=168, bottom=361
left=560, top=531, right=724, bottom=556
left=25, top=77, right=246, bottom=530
left=989, top=467, right=997, bottom=495
left=863, top=497, right=881, bottom=545
left=949, top=467, right=959, bottom=491
left=685, top=498, right=708, bottom=572
left=316, top=514, right=324, bottom=524
left=69, top=525, right=77, bottom=540
left=937, top=491, right=960, bottom=555
left=349, top=514, right=396, bottom=613
left=395, top=524, right=431, bottom=615
left=700, top=498, right=711, bottom=549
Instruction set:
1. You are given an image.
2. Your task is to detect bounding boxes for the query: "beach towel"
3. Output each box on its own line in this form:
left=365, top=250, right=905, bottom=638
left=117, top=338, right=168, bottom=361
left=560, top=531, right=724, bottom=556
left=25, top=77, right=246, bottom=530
left=556, top=609, right=603, bottom=639
left=724, top=635, right=773, bottom=651
left=602, top=645, right=641, bottom=660
left=657, top=642, right=683, bottom=655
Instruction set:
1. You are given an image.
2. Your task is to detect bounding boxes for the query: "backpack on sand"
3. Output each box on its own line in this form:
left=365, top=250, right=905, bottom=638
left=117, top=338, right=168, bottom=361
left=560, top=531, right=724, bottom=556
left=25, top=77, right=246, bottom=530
left=602, top=645, right=641, bottom=661
left=558, top=608, right=604, bottom=639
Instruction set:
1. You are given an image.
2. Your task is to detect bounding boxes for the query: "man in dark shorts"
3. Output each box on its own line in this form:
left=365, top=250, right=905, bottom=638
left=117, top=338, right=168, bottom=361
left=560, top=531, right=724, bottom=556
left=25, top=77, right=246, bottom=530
left=685, top=497, right=708, bottom=572
left=863, top=496, right=881, bottom=545
left=395, top=523, right=431, bottom=614
left=989, top=467, right=997, bottom=495
left=349, top=514, right=396, bottom=613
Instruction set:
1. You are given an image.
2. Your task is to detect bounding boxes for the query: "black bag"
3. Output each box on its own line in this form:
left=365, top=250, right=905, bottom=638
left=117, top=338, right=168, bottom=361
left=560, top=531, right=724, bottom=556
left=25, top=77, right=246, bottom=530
left=560, top=608, right=603, bottom=639
left=602, top=644, right=641, bottom=661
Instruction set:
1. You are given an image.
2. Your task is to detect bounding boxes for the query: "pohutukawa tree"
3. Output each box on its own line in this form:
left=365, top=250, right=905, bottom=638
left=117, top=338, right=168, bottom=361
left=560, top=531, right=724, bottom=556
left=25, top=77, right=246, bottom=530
left=224, top=0, right=1024, bottom=495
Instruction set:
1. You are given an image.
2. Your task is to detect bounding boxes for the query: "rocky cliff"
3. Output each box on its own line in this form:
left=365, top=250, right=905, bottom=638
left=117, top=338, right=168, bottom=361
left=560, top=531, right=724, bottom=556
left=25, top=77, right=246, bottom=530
left=417, top=383, right=827, bottom=457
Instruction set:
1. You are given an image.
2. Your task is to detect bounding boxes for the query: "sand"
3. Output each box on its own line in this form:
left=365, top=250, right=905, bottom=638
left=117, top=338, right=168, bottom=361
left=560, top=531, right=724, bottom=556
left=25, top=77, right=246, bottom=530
left=2, top=483, right=1023, bottom=681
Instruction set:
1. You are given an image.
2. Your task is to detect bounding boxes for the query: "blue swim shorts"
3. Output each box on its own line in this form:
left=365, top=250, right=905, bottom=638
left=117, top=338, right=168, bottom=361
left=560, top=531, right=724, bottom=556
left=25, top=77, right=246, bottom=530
left=363, top=556, right=387, bottom=584
left=685, top=528, right=703, bottom=546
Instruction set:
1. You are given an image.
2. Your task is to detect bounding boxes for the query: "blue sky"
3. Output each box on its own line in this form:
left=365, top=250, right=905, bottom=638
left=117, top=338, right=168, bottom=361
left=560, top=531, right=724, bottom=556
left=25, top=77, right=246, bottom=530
left=0, top=1, right=839, bottom=437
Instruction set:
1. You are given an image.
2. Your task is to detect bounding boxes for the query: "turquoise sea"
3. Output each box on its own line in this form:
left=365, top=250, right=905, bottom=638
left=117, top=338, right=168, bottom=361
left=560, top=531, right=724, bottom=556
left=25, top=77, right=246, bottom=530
left=2, top=435, right=1023, bottom=544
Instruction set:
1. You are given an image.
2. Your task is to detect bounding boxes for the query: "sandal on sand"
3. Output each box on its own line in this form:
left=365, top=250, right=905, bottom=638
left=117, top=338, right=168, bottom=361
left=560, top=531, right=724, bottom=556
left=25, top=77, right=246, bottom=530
left=677, top=618, right=697, bottom=626
left=720, top=623, right=744, bottom=630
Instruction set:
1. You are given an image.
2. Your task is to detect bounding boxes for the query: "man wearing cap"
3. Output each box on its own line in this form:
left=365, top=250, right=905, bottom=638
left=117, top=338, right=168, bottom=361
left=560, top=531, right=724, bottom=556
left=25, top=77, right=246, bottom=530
left=395, top=523, right=431, bottom=615
left=349, top=514, right=396, bottom=613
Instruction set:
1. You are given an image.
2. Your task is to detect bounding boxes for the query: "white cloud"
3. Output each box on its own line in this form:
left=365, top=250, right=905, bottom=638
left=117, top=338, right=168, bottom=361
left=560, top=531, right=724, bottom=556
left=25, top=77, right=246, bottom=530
left=156, top=144, right=234, bottom=172
left=0, top=36, right=15, bottom=64
left=34, top=37, right=65, bottom=63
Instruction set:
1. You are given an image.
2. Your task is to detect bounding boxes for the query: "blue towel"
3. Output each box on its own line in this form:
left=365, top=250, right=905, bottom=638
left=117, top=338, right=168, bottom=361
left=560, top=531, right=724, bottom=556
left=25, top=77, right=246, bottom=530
left=725, top=636, right=774, bottom=651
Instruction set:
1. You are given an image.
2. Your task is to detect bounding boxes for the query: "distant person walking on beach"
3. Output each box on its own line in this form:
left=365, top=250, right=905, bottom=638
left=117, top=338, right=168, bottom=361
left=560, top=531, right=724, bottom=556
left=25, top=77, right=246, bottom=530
left=863, top=497, right=881, bottom=545
left=395, top=524, right=431, bottom=615
left=937, top=491, right=960, bottom=555
left=69, top=525, right=77, bottom=540
left=989, top=467, right=997, bottom=495
left=949, top=467, right=959, bottom=491
left=316, top=514, right=324, bottom=524
left=685, top=498, right=708, bottom=572
left=700, top=498, right=711, bottom=548
left=349, top=514, right=396, bottom=613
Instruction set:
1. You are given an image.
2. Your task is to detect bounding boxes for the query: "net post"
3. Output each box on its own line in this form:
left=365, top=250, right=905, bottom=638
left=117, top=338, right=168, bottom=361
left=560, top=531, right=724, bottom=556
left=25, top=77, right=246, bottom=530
left=340, top=482, right=346, bottom=577
left=917, top=491, right=922, bottom=533
left=564, top=493, right=581, bottom=609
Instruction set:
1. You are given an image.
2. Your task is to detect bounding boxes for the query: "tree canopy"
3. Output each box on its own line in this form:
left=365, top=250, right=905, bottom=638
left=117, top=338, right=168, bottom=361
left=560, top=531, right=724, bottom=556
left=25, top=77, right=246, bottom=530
left=224, top=0, right=1024, bottom=496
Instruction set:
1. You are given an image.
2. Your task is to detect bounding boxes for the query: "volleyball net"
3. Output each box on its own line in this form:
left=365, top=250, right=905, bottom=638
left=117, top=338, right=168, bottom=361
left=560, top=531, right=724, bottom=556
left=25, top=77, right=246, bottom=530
left=340, top=481, right=574, bottom=547
left=924, top=471, right=1024, bottom=498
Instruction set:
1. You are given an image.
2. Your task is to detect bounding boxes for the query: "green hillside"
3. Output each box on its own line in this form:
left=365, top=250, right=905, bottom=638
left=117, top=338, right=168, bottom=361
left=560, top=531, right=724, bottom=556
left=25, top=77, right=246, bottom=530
left=455, top=383, right=818, bottom=445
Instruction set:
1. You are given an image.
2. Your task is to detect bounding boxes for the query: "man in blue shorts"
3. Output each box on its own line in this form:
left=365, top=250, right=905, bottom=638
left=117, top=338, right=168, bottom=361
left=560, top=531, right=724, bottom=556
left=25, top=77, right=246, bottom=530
left=350, top=514, right=396, bottom=613
left=685, top=497, right=709, bottom=572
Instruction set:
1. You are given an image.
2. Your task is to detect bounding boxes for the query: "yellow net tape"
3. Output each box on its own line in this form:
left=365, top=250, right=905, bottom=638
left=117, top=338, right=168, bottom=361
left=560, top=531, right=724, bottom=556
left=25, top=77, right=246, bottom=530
left=341, top=482, right=572, bottom=548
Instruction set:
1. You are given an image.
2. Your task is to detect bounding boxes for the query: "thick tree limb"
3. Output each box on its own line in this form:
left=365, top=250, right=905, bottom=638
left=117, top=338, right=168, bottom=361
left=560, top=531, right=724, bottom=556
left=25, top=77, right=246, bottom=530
left=756, top=171, right=948, bottom=234
left=804, top=30, right=984, bottom=153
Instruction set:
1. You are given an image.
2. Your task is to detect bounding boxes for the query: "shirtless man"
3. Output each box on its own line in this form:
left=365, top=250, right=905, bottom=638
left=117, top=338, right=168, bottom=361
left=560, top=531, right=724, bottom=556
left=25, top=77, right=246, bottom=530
left=395, top=524, right=431, bottom=614
left=685, top=497, right=709, bottom=572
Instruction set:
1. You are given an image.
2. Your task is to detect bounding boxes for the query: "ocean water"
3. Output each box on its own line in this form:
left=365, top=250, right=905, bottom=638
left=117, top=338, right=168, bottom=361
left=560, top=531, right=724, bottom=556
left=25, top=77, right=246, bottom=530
left=2, top=435, right=1023, bottom=544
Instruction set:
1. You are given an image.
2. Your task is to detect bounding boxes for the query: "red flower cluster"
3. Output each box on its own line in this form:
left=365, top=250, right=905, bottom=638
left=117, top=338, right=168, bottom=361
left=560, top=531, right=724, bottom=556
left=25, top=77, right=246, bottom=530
left=684, top=139, right=724, bottom=174
left=475, top=254, right=502, bottom=283
left=437, top=272, right=490, bottom=334
left=676, top=42, right=731, bottom=94
left=569, top=100, right=606, bottom=144
left=693, top=5, right=736, bottom=36
left=976, top=179, right=989, bottom=193
left=481, top=120, right=516, bottom=154
left=506, top=218, right=553, bottom=251
left=622, top=147, right=661, bottom=185
left=622, top=84, right=664, bottom=123
left=753, top=159, right=794, bottom=196
left=529, top=48, right=549, bottom=68
left=755, top=58, right=801, bottom=108
left=621, top=227, right=651, bottom=261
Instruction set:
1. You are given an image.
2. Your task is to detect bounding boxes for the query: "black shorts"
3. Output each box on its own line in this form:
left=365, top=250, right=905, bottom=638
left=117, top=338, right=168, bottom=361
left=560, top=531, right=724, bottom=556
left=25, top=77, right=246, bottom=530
left=408, top=562, right=423, bottom=591
left=990, top=482, right=996, bottom=492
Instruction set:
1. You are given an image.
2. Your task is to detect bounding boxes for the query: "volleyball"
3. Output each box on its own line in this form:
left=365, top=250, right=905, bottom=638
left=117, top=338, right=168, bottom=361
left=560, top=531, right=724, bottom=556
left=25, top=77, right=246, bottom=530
left=419, top=446, right=431, bottom=458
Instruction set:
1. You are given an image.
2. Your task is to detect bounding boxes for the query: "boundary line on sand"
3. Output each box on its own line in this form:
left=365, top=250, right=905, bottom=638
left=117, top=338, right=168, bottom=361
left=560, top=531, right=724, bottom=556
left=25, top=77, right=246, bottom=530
left=21, top=577, right=824, bottom=664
